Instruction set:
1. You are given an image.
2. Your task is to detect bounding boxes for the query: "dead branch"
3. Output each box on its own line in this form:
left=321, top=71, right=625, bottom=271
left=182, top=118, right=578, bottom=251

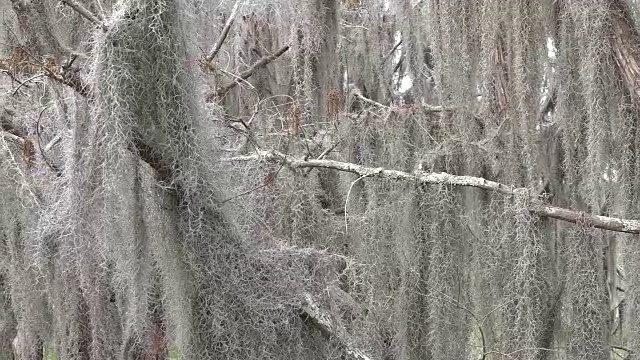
left=224, top=150, right=640, bottom=234
left=1, top=131, right=24, bottom=145
left=210, top=44, right=290, bottom=99
left=205, top=1, right=239, bottom=63
left=349, top=86, right=391, bottom=111
left=382, top=39, right=402, bottom=64
left=60, top=0, right=107, bottom=32
left=44, top=135, right=62, bottom=152
left=349, top=87, right=445, bottom=113
left=493, top=40, right=509, bottom=113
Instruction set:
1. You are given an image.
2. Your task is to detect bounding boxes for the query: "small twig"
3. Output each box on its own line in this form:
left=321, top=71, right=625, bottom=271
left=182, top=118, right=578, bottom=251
left=1, top=69, right=28, bottom=87
left=612, top=348, right=625, bottom=359
left=480, top=299, right=518, bottom=325
left=35, top=105, right=48, bottom=155
left=42, top=53, right=93, bottom=98
left=61, top=54, right=78, bottom=72
left=617, top=265, right=625, bottom=280
left=60, top=0, right=107, bottom=32
left=415, top=286, right=487, bottom=360
left=350, top=87, right=392, bottom=111
left=316, top=140, right=342, bottom=161
left=205, top=1, right=239, bottom=63
left=393, top=57, right=403, bottom=75
left=421, top=102, right=446, bottom=113
left=537, top=81, right=556, bottom=124
left=611, top=345, right=631, bottom=353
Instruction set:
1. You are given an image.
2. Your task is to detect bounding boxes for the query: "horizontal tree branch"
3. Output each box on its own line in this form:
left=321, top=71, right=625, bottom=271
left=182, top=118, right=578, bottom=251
left=224, top=150, right=640, bottom=234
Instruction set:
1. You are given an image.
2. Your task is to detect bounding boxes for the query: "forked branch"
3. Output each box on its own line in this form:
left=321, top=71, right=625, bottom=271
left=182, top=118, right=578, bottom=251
left=225, top=150, right=640, bottom=234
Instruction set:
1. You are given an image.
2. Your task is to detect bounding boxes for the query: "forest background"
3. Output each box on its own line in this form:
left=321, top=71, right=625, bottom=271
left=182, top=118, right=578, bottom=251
left=2, top=0, right=640, bottom=359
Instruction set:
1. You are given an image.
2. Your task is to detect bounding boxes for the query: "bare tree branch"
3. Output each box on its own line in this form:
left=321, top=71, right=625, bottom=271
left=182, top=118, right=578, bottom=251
left=224, top=150, right=640, bottom=234
left=349, top=87, right=445, bottom=113
left=349, top=86, right=391, bottom=111
left=44, top=134, right=62, bottom=152
left=210, top=44, right=290, bottom=100
left=60, top=0, right=107, bottom=32
left=204, top=1, right=239, bottom=63
left=382, top=39, right=402, bottom=65
left=1, top=132, right=24, bottom=145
